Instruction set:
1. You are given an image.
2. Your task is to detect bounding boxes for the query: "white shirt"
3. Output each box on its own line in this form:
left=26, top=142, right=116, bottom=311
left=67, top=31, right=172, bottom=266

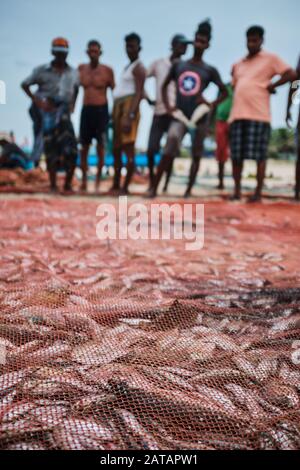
left=147, top=57, right=176, bottom=115
left=113, top=59, right=141, bottom=100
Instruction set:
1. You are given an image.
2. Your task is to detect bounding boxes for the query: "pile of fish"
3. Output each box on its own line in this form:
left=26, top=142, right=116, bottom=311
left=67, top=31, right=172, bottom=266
left=0, top=285, right=299, bottom=450
left=0, top=168, right=48, bottom=188
left=0, top=168, right=81, bottom=192
left=0, top=198, right=300, bottom=450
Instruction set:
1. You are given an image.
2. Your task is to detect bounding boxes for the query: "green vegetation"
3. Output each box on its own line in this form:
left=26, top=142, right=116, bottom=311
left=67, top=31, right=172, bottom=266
left=268, top=128, right=296, bottom=160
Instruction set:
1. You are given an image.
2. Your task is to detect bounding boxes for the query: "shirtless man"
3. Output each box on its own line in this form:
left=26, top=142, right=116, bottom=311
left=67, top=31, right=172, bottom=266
left=79, top=40, right=115, bottom=192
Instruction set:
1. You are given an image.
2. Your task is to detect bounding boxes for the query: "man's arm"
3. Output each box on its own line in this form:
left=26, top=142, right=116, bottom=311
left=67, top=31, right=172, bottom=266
left=286, top=65, right=300, bottom=127
left=268, top=68, right=297, bottom=94
left=21, top=83, right=35, bottom=101
left=21, top=68, right=39, bottom=101
left=108, top=67, right=115, bottom=91
left=143, top=91, right=156, bottom=106
left=162, top=69, right=175, bottom=114
left=144, top=61, right=157, bottom=105
left=21, top=68, right=50, bottom=111
left=203, top=68, right=228, bottom=109
left=210, top=82, right=228, bottom=108
left=121, top=63, right=146, bottom=133
left=129, top=63, right=146, bottom=114
left=70, top=85, right=79, bottom=113
left=21, top=84, right=50, bottom=111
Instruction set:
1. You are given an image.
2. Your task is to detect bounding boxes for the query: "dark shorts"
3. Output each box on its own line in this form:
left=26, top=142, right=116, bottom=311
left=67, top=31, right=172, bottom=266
left=147, top=114, right=172, bottom=155
left=230, top=120, right=271, bottom=163
left=80, top=105, right=109, bottom=146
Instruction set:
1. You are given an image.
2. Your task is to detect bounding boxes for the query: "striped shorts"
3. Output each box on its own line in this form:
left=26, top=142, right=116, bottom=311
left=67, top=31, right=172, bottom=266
left=230, top=120, right=271, bottom=163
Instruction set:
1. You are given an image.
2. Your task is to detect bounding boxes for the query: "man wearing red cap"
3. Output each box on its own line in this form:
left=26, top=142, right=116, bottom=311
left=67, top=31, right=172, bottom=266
left=21, top=38, right=79, bottom=192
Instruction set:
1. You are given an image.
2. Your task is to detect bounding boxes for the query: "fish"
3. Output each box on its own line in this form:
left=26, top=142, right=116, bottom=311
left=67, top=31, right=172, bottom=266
left=140, top=366, right=195, bottom=392
left=52, top=418, right=115, bottom=450
left=151, top=300, right=199, bottom=330
left=194, top=385, right=239, bottom=417
left=110, top=375, right=249, bottom=428
left=190, top=368, right=246, bottom=385
left=0, top=417, right=45, bottom=442
left=0, top=370, right=29, bottom=394
left=5, top=441, right=47, bottom=450
left=116, top=410, right=160, bottom=450
left=73, top=273, right=108, bottom=286
left=19, top=377, right=97, bottom=398
left=233, top=357, right=271, bottom=382
left=264, top=382, right=299, bottom=408
left=71, top=341, right=128, bottom=366
left=1, top=402, right=36, bottom=423
left=279, top=364, right=300, bottom=390
left=6, top=340, right=43, bottom=359
left=0, top=391, right=17, bottom=413
left=0, top=324, right=43, bottom=343
left=225, top=383, right=269, bottom=420
left=17, top=342, right=71, bottom=365
left=28, top=405, right=69, bottom=426
left=72, top=394, right=117, bottom=413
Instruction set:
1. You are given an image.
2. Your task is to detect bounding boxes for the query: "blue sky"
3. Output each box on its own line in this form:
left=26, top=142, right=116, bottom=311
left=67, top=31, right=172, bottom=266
left=0, top=0, right=299, bottom=148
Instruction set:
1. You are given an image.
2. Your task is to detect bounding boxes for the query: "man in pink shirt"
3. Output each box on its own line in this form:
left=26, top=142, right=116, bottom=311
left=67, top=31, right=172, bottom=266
left=229, top=26, right=295, bottom=202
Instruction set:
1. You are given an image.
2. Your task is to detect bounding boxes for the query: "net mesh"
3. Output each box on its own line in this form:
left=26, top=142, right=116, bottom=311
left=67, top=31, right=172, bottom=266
left=0, top=198, right=299, bottom=450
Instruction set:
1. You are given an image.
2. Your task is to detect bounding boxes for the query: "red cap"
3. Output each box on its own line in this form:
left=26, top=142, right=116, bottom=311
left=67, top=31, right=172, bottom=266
left=52, top=37, right=69, bottom=53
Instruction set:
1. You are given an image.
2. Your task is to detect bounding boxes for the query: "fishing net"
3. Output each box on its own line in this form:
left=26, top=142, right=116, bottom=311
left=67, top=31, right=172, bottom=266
left=0, top=198, right=299, bottom=450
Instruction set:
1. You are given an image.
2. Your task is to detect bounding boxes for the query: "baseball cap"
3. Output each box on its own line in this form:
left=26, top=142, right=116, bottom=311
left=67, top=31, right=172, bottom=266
left=51, top=37, right=69, bottom=53
left=171, top=34, right=192, bottom=45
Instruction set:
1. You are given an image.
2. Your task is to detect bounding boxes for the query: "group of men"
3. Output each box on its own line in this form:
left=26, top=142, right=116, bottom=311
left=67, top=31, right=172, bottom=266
left=21, top=21, right=299, bottom=201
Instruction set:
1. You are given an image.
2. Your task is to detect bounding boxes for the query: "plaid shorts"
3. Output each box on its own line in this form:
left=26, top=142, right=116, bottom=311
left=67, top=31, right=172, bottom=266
left=230, top=120, right=271, bottom=163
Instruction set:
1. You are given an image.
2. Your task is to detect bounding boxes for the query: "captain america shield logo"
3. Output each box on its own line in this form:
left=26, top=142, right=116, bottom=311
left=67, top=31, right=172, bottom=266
left=178, top=71, right=201, bottom=96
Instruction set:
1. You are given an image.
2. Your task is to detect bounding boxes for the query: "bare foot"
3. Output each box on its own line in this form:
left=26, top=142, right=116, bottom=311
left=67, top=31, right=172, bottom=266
left=247, top=193, right=262, bottom=203
left=229, top=193, right=241, bottom=201
left=63, top=186, right=75, bottom=195
left=109, top=185, right=120, bottom=192
left=145, top=188, right=156, bottom=199
left=119, top=188, right=130, bottom=196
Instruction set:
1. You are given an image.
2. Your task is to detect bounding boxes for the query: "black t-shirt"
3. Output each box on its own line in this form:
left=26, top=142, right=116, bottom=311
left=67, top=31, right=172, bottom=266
left=169, top=59, right=223, bottom=118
